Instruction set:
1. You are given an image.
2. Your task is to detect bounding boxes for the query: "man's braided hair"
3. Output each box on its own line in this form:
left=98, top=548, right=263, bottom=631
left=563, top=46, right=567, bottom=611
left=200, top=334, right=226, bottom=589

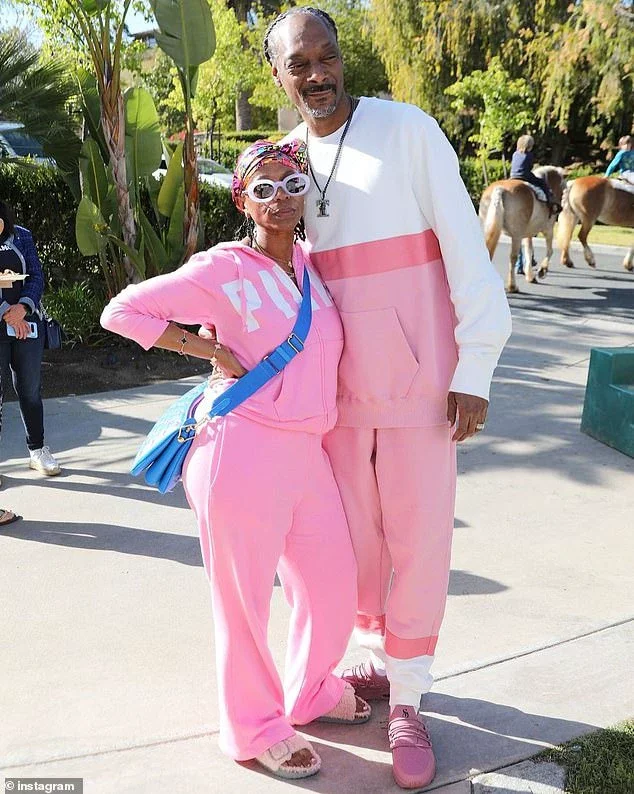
left=263, top=7, right=338, bottom=65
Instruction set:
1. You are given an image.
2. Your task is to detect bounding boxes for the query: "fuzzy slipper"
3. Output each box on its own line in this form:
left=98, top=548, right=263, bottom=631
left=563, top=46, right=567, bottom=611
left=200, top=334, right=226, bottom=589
left=255, top=733, right=321, bottom=779
left=316, top=682, right=372, bottom=724
left=0, top=509, right=21, bottom=527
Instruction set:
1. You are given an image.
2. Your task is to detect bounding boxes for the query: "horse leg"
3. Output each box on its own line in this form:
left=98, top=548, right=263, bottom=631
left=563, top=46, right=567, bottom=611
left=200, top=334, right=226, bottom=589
left=558, top=205, right=577, bottom=268
left=538, top=226, right=555, bottom=279
left=524, top=238, right=536, bottom=283
left=578, top=220, right=596, bottom=268
left=623, top=245, right=634, bottom=272
left=507, top=238, right=521, bottom=293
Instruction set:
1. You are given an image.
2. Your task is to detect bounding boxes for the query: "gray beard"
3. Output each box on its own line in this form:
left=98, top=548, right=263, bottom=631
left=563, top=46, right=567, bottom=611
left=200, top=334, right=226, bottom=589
left=301, top=96, right=337, bottom=119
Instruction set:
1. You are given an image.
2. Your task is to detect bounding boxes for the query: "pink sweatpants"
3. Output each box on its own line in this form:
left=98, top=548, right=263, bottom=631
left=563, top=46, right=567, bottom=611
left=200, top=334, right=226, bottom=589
left=324, top=424, right=456, bottom=700
left=182, top=415, right=357, bottom=760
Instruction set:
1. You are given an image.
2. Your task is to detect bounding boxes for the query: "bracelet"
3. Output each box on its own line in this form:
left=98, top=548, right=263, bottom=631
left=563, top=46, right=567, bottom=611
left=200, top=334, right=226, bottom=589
left=177, top=332, right=188, bottom=356
left=210, top=343, right=222, bottom=366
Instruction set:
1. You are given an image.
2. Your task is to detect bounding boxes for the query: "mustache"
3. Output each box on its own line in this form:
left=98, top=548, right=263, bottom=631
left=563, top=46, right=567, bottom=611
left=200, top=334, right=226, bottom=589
left=302, top=84, right=337, bottom=97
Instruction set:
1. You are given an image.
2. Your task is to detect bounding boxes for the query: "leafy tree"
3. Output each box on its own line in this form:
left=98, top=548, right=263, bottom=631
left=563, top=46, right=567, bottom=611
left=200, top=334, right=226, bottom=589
left=191, top=0, right=257, bottom=134
left=368, top=1, right=569, bottom=140
left=446, top=56, right=534, bottom=164
left=529, top=0, right=634, bottom=153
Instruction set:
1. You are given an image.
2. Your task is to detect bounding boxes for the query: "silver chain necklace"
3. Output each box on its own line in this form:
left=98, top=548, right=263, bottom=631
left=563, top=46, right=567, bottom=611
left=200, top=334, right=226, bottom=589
left=305, top=96, right=358, bottom=218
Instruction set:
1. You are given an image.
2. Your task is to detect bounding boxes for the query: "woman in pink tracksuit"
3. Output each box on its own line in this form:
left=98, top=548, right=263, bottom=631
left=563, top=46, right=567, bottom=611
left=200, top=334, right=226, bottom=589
left=101, top=141, right=369, bottom=779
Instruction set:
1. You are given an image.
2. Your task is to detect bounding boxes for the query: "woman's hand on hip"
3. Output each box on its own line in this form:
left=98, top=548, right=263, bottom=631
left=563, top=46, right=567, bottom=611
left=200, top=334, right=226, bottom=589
left=199, top=325, right=246, bottom=378
left=213, top=344, right=248, bottom=378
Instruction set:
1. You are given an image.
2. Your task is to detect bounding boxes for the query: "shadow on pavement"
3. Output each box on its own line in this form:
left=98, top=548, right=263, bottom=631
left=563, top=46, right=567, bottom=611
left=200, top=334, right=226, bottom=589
left=0, top=520, right=202, bottom=567
left=296, top=695, right=596, bottom=791
left=0, top=519, right=508, bottom=599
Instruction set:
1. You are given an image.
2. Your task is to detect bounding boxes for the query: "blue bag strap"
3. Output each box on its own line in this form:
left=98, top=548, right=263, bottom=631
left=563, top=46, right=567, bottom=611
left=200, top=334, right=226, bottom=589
left=208, top=265, right=312, bottom=419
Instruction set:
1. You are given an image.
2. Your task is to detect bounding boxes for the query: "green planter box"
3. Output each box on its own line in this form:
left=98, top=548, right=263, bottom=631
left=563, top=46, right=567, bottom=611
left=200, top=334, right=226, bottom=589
left=581, top=347, right=634, bottom=458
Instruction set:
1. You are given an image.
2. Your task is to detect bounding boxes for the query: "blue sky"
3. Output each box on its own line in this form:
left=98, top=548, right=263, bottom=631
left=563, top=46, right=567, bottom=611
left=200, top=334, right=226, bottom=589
left=1, top=2, right=155, bottom=39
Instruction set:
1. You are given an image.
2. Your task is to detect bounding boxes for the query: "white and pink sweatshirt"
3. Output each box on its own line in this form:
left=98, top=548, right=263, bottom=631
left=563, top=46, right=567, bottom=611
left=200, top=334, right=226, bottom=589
left=100, top=241, right=343, bottom=435
left=285, top=97, right=512, bottom=428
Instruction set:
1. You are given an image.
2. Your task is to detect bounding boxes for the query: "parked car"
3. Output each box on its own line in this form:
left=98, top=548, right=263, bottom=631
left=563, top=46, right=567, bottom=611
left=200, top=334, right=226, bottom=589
left=152, top=157, right=232, bottom=190
left=0, top=121, right=51, bottom=165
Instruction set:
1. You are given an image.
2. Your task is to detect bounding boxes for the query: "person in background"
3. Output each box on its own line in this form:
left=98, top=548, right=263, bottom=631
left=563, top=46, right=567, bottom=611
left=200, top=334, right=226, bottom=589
left=510, top=134, right=561, bottom=215
left=605, top=135, right=634, bottom=183
left=0, top=201, right=61, bottom=476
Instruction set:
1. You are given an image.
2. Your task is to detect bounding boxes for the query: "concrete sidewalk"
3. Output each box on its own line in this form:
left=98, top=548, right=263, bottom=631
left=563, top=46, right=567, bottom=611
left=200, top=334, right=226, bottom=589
left=1, top=254, right=633, bottom=792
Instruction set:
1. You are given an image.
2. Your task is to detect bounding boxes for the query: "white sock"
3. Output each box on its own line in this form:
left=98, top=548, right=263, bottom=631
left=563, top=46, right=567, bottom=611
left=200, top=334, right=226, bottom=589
left=369, top=650, right=388, bottom=675
left=354, top=626, right=389, bottom=674
left=385, top=654, right=435, bottom=711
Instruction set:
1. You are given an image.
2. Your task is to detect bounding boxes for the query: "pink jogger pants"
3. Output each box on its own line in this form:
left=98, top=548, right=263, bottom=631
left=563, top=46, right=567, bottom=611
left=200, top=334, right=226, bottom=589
left=324, top=424, right=456, bottom=662
left=182, top=414, right=357, bottom=760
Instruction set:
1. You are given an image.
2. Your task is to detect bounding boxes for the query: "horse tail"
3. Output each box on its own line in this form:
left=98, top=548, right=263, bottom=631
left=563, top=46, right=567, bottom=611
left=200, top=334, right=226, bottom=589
left=557, top=181, right=579, bottom=251
left=483, top=186, right=505, bottom=257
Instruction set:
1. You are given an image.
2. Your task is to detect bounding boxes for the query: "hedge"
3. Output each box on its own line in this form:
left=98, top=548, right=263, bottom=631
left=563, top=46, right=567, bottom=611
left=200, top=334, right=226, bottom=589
left=0, top=163, right=242, bottom=287
left=0, top=163, right=242, bottom=343
left=222, top=130, right=283, bottom=143
left=459, top=157, right=508, bottom=206
left=0, top=163, right=97, bottom=289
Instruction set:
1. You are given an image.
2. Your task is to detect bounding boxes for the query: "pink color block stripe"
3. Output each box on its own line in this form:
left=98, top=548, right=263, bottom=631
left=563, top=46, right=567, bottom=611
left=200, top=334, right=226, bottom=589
left=356, top=613, right=387, bottom=634
left=385, top=630, right=438, bottom=659
left=311, top=229, right=442, bottom=281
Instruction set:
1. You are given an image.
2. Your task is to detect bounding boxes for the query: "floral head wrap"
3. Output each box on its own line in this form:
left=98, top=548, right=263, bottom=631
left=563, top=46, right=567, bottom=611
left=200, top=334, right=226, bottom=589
left=231, top=139, right=308, bottom=207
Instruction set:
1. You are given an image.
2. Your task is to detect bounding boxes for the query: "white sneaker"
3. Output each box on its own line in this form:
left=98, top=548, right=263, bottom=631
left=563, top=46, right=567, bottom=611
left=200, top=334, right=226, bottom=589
left=29, top=446, right=61, bottom=476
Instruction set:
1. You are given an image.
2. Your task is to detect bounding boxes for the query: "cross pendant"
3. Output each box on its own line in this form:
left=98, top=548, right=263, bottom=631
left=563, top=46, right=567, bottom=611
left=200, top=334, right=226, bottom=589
left=316, top=197, right=330, bottom=217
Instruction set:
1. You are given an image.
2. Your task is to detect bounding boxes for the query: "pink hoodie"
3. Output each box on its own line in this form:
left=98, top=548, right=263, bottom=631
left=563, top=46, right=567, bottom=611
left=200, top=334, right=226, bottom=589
left=100, top=242, right=343, bottom=435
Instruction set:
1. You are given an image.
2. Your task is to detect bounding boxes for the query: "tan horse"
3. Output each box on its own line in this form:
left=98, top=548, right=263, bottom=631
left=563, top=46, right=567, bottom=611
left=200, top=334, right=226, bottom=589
left=479, top=166, right=566, bottom=293
left=556, top=176, right=634, bottom=273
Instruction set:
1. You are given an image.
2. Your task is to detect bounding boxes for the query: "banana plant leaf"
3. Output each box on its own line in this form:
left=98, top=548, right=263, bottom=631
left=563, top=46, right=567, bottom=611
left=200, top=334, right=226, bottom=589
left=79, top=138, right=110, bottom=216
left=76, top=70, right=109, bottom=164
left=166, top=183, right=186, bottom=256
left=107, top=234, right=146, bottom=280
left=157, top=141, right=184, bottom=218
left=138, top=208, right=169, bottom=274
left=151, top=0, right=215, bottom=71
left=76, top=196, right=108, bottom=256
left=124, top=87, right=163, bottom=179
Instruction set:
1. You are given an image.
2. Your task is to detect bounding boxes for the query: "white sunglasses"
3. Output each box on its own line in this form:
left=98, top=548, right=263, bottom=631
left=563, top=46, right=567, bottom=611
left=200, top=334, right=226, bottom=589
left=245, top=173, right=310, bottom=203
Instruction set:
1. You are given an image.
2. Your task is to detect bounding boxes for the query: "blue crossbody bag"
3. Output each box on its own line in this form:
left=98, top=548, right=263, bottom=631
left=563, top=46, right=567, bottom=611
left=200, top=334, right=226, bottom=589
left=131, top=266, right=312, bottom=493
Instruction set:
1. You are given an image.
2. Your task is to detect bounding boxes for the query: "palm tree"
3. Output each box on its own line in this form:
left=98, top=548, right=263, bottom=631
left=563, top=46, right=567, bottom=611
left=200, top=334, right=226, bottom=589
left=0, top=31, right=81, bottom=185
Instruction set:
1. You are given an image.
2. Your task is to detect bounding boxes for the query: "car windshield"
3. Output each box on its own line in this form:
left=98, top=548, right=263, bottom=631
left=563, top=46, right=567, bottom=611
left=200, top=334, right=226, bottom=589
left=0, top=130, right=45, bottom=157
left=198, top=159, right=232, bottom=176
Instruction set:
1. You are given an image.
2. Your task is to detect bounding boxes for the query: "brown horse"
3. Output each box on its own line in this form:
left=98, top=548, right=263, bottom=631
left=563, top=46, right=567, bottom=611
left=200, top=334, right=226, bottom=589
left=479, top=166, right=566, bottom=293
left=556, top=176, right=634, bottom=273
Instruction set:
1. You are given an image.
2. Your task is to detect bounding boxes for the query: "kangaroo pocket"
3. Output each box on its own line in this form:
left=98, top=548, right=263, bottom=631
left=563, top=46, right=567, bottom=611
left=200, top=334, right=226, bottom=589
left=338, top=307, right=419, bottom=403
left=273, top=340, right=339, bottom=422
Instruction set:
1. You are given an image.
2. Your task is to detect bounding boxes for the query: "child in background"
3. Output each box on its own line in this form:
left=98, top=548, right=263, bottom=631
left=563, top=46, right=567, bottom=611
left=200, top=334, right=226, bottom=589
left=511, top=134, right=561, bottom=216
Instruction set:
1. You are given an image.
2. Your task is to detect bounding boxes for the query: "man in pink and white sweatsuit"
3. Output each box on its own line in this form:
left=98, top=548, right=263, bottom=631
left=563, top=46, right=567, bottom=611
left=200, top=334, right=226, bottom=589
left=101, top=241, right=358, bottom=761
left=274, top=21, right=513, bottom=719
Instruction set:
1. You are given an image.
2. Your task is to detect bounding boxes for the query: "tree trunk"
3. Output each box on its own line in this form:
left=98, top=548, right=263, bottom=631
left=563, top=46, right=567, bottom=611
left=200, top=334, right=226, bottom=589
left=183, top=99, right=200, bottom=260
left=100, top=81, right=139, bottom=285
left=235, top=91, right=252, bottom=131
left=550, top=133, right=569, bottom=166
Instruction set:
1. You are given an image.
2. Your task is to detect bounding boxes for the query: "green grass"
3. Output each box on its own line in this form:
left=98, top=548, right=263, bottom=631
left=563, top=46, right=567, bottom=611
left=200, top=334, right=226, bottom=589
left=567, top=224, right=633, bottom=248
left=538, top=721, right=634, bottom=794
